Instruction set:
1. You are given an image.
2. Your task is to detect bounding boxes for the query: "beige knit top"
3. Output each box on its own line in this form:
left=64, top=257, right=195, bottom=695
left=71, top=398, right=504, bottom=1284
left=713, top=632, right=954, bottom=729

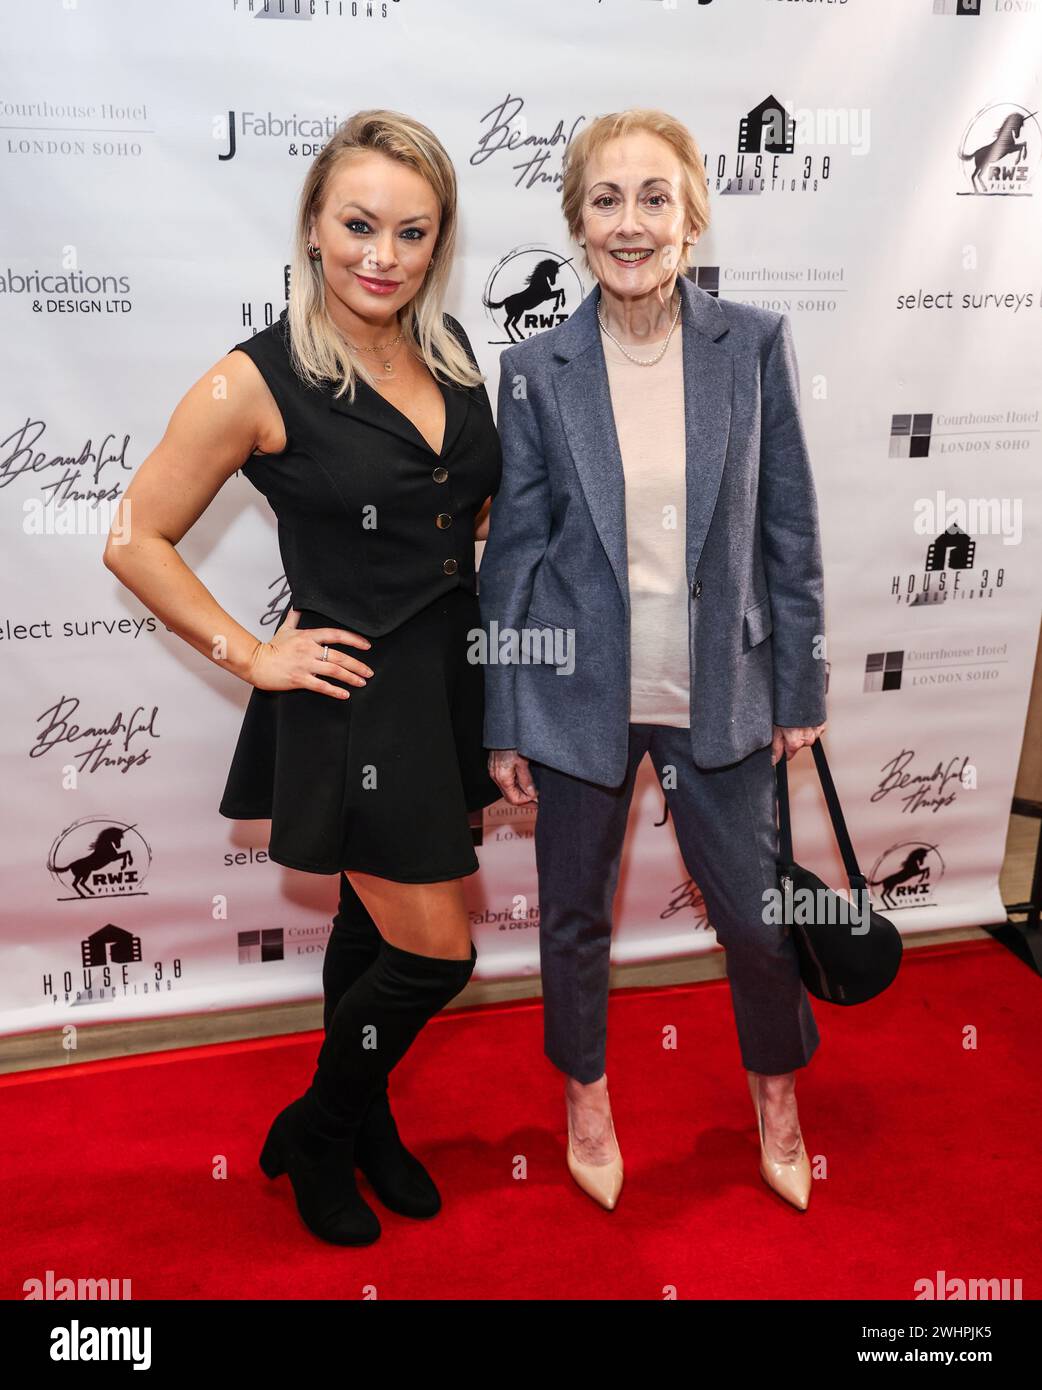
left=599, top=315, right=691, bottom=728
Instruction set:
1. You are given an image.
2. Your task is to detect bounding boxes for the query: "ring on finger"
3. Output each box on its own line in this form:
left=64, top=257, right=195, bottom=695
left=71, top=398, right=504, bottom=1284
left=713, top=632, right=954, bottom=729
left=321, top=645, right=329, bottom=662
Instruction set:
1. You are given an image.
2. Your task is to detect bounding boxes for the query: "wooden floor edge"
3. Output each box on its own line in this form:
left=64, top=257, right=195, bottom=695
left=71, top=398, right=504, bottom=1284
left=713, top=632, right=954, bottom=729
left=0, top=926, right=996, bottom=1078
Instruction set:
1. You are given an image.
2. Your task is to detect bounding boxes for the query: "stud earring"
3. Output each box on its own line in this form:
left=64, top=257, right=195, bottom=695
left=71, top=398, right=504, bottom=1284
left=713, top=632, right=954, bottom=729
left=307, top=242, right=322, bottom=261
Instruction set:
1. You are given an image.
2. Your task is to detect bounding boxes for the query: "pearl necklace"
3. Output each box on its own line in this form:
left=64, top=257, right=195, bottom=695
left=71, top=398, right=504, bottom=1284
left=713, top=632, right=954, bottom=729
left=597, top=291, right=682, bottom=366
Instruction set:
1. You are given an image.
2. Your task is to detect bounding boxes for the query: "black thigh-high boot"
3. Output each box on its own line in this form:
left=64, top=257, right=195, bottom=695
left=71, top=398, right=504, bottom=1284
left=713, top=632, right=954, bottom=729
left=321, top=873, right=382, bottom=1032
left=322, top=875, right=448, bottom=1219
left=261, top=937, right=476, bottom=1246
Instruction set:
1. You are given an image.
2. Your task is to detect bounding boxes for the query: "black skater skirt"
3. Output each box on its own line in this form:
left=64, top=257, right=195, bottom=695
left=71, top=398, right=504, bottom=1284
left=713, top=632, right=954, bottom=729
left=218, top=587, right=503, bottom=881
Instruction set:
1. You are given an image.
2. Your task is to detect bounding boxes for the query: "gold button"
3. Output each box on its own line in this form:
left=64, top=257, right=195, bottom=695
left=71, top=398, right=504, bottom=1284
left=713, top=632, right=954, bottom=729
left=436, top=512, right=453, bottom=529
left=432, top=466, right=449, bottom=483
left=442, top=558, right=458, bottom=575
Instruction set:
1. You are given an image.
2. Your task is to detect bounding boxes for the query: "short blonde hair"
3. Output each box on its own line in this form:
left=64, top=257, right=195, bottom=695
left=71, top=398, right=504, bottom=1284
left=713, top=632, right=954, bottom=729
left=287, top=109, right=482, bottom=402
left=561, top=109, right=710, bottom=275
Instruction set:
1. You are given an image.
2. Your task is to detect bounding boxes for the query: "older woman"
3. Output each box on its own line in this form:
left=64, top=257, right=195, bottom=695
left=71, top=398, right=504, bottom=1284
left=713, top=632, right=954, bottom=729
left=479, top=109, right=828, bottom=1212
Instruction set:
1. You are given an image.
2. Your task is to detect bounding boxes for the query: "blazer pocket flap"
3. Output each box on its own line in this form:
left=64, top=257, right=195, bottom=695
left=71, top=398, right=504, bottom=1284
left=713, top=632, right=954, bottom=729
left=523, top=612, right=570, bottom=664
left=744, top=595, right=773, bottom=648
left=525, top=611, right=560, bottom=628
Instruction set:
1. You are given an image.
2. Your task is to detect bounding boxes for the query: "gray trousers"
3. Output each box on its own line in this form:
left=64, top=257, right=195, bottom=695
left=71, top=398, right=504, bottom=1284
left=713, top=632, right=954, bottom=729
left=528, top=723, right=820, bottom=1083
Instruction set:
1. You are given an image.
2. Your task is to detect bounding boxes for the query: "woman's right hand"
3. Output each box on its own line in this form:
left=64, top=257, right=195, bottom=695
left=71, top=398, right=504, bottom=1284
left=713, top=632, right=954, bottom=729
left=489, top=749, right=538, bottom=805
left=246, top=607, right=374, bottom=699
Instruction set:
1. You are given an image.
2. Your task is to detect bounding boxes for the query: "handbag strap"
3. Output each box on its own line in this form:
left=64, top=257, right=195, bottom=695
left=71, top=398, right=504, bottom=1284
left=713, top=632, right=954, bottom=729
left=775, top=739, right=867, bottom=892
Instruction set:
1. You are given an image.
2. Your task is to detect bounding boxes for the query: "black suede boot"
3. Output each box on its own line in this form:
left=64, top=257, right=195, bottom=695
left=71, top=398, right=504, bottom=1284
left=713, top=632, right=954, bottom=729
left=259, top=1094, right=381, bottom=1246
left=323, top=875, right=453, bottom=1218
left=321, top=873, right=382, bottom=1033
left=299, top=937, right=477, bottom=1227
left=354, top=1089, right=442, bottom=1218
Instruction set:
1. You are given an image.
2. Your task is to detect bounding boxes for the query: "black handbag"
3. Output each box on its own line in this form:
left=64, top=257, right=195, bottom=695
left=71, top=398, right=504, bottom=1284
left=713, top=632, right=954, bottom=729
left=775, top=739, right=903, bottom=1005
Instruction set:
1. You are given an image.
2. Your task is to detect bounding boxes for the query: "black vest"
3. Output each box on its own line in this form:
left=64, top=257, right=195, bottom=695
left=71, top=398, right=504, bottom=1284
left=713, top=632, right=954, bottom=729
left=230, top=309, right=502, bottom=636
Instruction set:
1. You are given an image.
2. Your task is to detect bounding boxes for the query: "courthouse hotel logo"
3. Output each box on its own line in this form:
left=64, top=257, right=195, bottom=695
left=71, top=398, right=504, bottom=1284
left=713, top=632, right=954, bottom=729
left=47, top=818, right=152, bottom=901
left=481, top=248, right=585, bottom=344
left=863, top=640, right=1010, bottom=692
left=1, top=100, right=150, bottom=159
left=237, top=922, right=330, bottom=964
left=239, top=928, right=284, bottom=963
left=889, top=407, right=1038, bottom=458
left=956, top=102, right=1038, bottom=195
left=484, top=797, right=536, bottom=838
left=935, top=0, right=1042, bottom=14
left=691, top=263, right=847, bottom=311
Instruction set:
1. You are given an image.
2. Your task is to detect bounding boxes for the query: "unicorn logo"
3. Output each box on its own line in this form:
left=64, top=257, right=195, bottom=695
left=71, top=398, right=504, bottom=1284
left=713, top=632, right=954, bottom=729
left=482, top=250, right=583, bottom=343
left=47, top=819, right=152, bottom=899
left=958, top=105, right=1037, bottom=195
left=868, top=842, right=945, bottom=910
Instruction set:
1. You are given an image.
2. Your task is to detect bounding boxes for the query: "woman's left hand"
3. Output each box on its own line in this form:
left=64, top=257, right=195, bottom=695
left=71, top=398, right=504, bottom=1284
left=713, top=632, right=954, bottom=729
left=770, top=722, right=827, bottom=766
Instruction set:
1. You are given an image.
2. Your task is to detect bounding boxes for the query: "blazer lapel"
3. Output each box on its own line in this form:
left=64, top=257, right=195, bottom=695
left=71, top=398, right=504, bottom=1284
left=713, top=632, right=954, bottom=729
left=552, top=293, right=630, bottom=614
left=680, top=280, right=733, bottom=582
left=551, top=275, right=732, bottom=619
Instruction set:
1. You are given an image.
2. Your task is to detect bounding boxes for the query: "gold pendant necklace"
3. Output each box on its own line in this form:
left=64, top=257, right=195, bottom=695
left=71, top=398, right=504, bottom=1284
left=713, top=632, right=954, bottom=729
left=346, top=328, right=404, bottom=374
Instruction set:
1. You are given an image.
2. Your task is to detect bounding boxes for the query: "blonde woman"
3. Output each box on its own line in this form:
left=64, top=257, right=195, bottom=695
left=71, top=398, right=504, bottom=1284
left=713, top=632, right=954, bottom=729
left=480, top=110, right=828, bottom=1212
left=104, top=111, right=502, bottom=1246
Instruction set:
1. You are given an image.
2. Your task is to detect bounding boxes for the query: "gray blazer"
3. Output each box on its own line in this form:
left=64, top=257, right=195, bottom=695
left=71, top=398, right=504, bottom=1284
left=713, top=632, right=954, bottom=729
left=478, top=274, right=828, bottom=789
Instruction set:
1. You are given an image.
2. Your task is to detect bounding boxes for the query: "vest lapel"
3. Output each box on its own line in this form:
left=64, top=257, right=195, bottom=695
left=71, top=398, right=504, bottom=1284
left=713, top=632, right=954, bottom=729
left=327, top=367, right=470, bottom=460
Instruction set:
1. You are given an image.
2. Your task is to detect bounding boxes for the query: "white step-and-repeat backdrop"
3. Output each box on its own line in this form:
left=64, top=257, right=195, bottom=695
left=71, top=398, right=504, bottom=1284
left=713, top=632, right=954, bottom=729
left=3, top=0, right=1040, bottom=1036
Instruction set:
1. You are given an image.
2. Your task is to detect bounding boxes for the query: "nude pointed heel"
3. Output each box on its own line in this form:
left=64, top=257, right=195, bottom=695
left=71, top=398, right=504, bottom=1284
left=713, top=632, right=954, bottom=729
left=747, top=1071, right=812, bottom=1211
left=566, top=1114, right=624, bottom=1211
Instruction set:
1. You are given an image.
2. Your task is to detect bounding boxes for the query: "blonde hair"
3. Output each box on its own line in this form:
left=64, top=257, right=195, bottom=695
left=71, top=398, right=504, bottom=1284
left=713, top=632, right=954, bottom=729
left=286, top=109, right=482, bottom=402
left=561, top=108, right=710, bottom=279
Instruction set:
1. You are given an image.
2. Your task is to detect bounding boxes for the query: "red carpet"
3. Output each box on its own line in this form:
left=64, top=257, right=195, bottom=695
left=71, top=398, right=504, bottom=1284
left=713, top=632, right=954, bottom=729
left=4, top=937, right=1040, bottom=1300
